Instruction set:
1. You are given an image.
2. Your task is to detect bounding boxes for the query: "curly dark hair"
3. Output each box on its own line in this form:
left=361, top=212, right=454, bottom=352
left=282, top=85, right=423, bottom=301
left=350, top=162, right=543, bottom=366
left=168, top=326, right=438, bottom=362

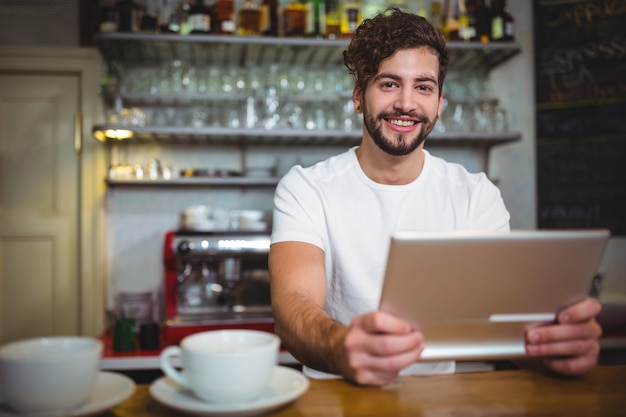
left=343, top=8, right=449, bottom=96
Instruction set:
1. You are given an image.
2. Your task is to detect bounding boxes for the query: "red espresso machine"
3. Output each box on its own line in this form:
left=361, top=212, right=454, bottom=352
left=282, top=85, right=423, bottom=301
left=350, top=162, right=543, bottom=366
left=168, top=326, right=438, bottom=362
left=162, top=230, right=274, bottom=345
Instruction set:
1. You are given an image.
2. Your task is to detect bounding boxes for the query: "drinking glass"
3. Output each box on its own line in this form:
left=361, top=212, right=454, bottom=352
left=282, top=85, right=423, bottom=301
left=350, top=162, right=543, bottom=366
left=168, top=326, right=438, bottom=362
left=243, top=95, right=259, bottom=129
left=281, top=102, right=304, bottom=129
left=493, top=105, right=509, bottom=133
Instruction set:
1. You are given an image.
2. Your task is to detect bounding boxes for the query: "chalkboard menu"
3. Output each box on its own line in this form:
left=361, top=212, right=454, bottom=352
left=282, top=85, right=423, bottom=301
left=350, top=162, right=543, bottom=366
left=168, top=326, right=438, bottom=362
left=534, top=0, right=626, bottom=236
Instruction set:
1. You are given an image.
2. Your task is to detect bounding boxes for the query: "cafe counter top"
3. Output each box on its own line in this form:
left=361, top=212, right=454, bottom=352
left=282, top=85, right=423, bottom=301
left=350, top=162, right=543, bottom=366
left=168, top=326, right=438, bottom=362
left=108, top=365, right=626, bottom=417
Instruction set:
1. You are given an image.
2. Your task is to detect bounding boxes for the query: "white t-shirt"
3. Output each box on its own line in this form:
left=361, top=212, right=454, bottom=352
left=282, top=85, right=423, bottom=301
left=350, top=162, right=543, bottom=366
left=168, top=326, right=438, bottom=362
left=271, top=147, right=511, bottom=378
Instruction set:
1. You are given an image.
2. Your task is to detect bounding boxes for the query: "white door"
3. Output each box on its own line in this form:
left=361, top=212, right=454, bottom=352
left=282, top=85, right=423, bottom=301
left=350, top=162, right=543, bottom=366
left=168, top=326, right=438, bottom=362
left=0, top=73, right=80, bottom=343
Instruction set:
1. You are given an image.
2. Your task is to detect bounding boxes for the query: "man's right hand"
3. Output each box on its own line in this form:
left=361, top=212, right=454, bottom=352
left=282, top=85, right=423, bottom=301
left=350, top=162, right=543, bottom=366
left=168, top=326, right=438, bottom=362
left=270, top=241, right=424, bottom=386
left=341, top=310, right=424, bottom=386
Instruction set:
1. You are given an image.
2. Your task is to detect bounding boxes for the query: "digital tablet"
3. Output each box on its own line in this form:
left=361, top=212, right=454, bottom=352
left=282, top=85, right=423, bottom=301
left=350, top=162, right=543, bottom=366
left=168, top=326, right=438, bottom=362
left=378, top=229, right=610, bottom=361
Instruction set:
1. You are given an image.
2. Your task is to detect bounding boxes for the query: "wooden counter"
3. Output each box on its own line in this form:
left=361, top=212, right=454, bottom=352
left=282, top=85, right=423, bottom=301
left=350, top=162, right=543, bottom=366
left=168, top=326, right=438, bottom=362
left=109, top=365, right=626, bottom=417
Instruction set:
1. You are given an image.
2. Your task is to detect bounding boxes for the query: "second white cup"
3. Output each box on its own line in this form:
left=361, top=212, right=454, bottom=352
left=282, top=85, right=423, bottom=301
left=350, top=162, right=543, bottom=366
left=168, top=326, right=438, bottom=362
left=0, top=336, right=103, bottom=414
left=160, top=329, right=280, bottom=403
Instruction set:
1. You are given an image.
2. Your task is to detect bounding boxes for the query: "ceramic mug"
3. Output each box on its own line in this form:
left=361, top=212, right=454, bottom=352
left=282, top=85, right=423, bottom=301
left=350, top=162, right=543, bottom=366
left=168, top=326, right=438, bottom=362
left=160, top=329, right=280, bottom=403
left=0, top=336, right=103, bottom=414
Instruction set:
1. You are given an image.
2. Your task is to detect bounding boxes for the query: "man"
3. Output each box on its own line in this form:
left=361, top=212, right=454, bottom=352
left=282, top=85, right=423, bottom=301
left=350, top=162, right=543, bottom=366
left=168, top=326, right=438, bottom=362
left=269, top=9, right=602, bottom=386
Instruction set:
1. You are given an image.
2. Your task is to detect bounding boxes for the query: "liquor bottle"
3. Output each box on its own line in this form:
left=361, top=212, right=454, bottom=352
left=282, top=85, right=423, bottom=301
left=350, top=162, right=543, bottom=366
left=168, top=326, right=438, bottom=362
left=324, top=0, right=341, bottom=39
left=413, top=0, right=429, bottom=19
left=429, top=1, right=444, bottom=34
left=216, top=0, right=235, bottom=34
left=305, top=0, right=325, bottom=37
left=238, top=0, right=262, bottom=35
left=490, top=0, right=514, bottom=42
left=188, top=0, right=213, bottom=34
left=341, top=0, right=360, bottom=38
left=443, top=0, right=460, bottom=40
left=177, top=0, right=193, bottom=34
left=157, top=0, right=171, bottom=33
left=260, top=0, right=278, bottom=36
left=283, top=0, right=307, bottom=37
left=361, top=0, right=385, bottom=21
left=456, top=0, right=472, bottom=41
left=470, top=0, right=490, bottom=42
left=99, top=0, right=118, bottom=32
left=462, top=0, right=478, bottom=42
left=116, top=0, right=142, bottom=32
left=139, top=0, right=159, bottom=32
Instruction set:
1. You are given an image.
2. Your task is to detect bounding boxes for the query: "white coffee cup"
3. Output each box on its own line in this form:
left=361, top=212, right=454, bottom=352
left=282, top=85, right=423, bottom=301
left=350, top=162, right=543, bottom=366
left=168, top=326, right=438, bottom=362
left=160, top=329, right=280, bottom=403
left=0, top=336, right=103, bottom=414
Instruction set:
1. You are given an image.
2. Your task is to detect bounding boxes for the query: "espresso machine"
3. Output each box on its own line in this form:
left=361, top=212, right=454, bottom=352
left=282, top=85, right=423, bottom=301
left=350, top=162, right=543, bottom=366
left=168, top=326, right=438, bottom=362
left=162, top=230, right=274, bottom=344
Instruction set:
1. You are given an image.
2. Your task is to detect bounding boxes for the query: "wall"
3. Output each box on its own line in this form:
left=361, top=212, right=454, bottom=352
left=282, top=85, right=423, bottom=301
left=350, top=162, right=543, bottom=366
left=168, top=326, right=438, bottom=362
left=0, top=1, right=79, bottom=46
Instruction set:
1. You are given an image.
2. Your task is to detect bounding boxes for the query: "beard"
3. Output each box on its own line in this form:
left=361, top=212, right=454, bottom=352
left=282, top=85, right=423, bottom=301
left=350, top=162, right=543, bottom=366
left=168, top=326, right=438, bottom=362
left=362, top=103, right=437, bottom=157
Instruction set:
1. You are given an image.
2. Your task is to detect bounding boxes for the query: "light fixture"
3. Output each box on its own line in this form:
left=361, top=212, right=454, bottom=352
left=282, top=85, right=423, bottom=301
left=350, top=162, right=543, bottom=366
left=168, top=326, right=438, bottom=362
left=93, top=128, right=134, bottom=141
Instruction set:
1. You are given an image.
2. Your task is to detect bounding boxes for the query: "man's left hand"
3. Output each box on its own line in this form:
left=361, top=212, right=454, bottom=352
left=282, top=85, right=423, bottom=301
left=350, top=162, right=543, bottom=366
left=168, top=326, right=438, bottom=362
left=525, top=297, right=603, bottom=376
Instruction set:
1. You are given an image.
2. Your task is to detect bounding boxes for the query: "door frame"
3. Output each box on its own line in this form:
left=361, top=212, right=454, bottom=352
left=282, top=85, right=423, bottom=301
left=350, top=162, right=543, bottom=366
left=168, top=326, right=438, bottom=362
left=0, top=45, right=107, bottom=337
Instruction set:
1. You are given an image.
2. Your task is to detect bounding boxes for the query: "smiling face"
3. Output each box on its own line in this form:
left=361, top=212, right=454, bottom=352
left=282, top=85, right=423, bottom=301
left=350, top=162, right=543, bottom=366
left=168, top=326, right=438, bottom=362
left=356, top=48, right=443, bottom=157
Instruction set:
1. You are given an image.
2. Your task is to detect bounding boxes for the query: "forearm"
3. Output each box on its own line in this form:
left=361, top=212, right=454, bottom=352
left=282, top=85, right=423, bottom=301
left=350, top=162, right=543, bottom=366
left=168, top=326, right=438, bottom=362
left=273, top=292, right=348, bottom=375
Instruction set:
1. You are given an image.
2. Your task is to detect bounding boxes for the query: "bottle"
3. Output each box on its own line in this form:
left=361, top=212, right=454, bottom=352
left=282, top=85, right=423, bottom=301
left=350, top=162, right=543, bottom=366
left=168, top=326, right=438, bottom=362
left=99, top=0, right=119, bottom=33
left=324, top=0, right=341, bottom=39
left=413, top=0, right=429, bottom=19
left=361, top=0, right=385, bottom=21
left=157, top=0, right=175, bottom=33
left=462, top=0, right=479, bottom=42
left=216, top=0, right=235, bottom=34
left=177, top=1, right=193, bottom=34
left=490, top=0, right=514, bottom=42
left=283, top=0, right=307, bottom=37
left=238, top=0, right=262, bottom=35
left=471, top=0, right=490, bottom=42
left=456, top=0, right=473, bottom=42
left=341, top=0, right=360, bottom=38
left=188, top=0, right=213, bottom=34
left=116, top=0, right=142, bottom=32
left=139, top=0, right=159, bottom=32
left=443, top=0, right=460, bottom=40
left=429, top=1, right=444, bottom=34
left=305, top=0, right=325, bottom=37
left=260, top=0, right=279, bottom=36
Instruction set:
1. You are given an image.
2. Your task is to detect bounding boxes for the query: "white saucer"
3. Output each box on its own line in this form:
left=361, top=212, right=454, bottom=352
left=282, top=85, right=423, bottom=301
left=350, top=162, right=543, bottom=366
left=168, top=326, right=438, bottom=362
left=0, top=371, right=135, bottom=417
left=150, top=366, right=309, bottom=417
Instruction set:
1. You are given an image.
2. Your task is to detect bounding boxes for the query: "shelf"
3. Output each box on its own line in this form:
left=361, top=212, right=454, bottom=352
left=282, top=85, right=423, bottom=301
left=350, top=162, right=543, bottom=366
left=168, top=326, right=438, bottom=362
left=94, top=125, right=362, bottom=145
left=425, top=133, right=520, bottom=148
left=115, top=92, right=498, bottom=106
left=93, top=124, right=520, bottom=147
left=95, top=33, right=522, bottom=189
left=115, top=91, right=353, bottom=105
left=105, top=176, right=281, bottom=187
left=103, top=132, right=519, bottom=188
left=94, top=33, right=520, bottom=72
